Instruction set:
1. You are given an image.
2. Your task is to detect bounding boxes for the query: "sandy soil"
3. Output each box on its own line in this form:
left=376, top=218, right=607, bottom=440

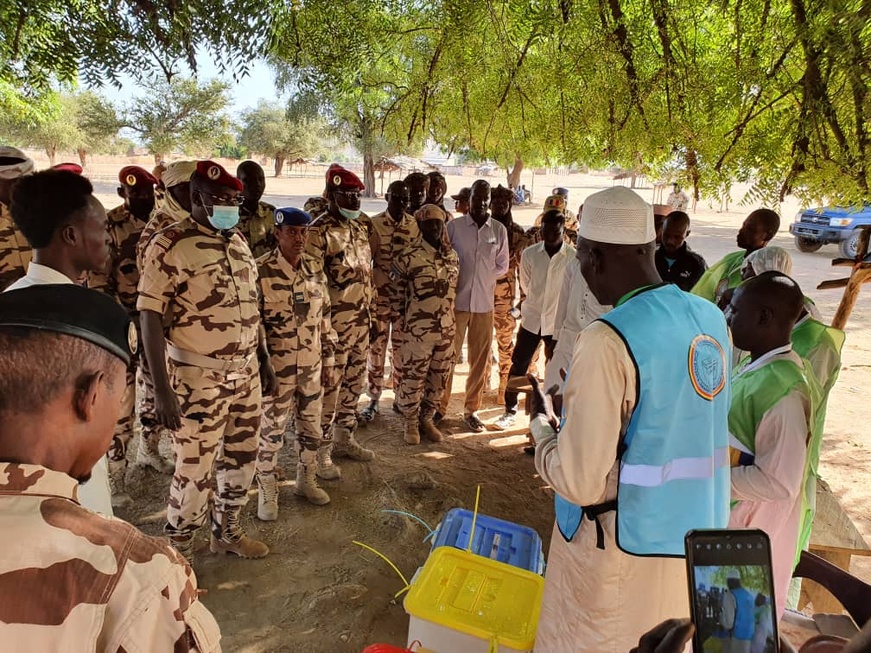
left=28, top=152, right=871, bottom=651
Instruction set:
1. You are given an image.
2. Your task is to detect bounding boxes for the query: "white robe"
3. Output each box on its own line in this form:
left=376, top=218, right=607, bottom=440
left=533, top=322, right=689, bottom=653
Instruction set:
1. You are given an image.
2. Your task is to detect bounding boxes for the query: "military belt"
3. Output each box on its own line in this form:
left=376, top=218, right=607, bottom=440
left=166, top=342, right=255, bottom=372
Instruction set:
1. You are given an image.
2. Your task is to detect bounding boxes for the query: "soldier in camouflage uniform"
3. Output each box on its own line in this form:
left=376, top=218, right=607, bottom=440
left=304, top=164, right=375, bottom=463
left=88, top=166, right=175, bottom=509
left=392, top=204, right=459, bottom=444
left=0, top=147, right=34, bottom=291
left=138, top=160, right=275, bottom=561
left=0, top=284, right=222, bottom=652
left=256, top=207, right=337, bottom=516
left=359, top=180, right=418, bottom=422
left=527, top=194, right=579, bottom=246
left=532, top=186, right=580, bottom=232
left=304, top=196, right=329, bottom=221
left=237, top=160, right=276, bottom=257
left=490, top=184, right=530, bottom=396
left=135, top=160, right=197, bottom=472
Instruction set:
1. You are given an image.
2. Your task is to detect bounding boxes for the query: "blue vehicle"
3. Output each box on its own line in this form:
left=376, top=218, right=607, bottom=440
left=790, top=205, right=871, bottom=258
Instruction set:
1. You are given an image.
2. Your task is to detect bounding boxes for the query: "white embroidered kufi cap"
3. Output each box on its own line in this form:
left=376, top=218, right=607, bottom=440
left=578, top=187, right=654, bottom=245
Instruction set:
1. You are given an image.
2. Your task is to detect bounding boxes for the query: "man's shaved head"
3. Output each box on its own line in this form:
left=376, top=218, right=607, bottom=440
left=727, top=271, right=804, bottom=355
left=737, top=208, right=781, bottom=251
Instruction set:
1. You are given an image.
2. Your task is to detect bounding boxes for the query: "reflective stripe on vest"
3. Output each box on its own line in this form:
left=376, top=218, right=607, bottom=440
left=620, top=447, right=730, bottom=487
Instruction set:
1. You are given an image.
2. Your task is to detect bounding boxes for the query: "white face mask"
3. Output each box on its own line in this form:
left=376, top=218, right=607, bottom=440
left=209, top=205, right=240, bottom=230
left=337, top=206, right=361, bottom=220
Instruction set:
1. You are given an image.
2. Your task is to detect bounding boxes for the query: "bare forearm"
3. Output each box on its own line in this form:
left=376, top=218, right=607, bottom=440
left=141, top=310, right=171, bottom=393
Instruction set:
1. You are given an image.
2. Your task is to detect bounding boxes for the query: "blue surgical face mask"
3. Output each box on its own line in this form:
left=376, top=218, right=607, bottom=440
left=338, top=206, right=361, bottom=220
left=209, top=205, right=240, bottom=230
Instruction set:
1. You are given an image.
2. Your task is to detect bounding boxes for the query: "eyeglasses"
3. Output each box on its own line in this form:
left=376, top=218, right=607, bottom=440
left=198, top=190, right=243, bottom=206
left=336, top=190, right=361, bottom=200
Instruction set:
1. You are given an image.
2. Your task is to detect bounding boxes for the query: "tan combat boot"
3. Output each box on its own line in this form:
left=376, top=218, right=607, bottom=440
left=135, top=432, right=175, bottom=474
left=315, top=443, right=342, bottom=480
left=168, top=532, right=196, bottom=564
left=332, top=426, right=375, bottom=462
left=404, top=420, right=421, bottom=445
left=419, top=417, right=443, bottom=443
left=256, top=474, right=279, bottom=521
left=295, top=455, right=330, bottom=506
left=108, top=458, right=133, bottom=509
left=209, top=509, right=269, bottom=559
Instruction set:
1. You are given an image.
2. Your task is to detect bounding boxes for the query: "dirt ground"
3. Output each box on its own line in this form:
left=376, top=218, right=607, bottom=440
left=29, top=152, right=871, bottom=651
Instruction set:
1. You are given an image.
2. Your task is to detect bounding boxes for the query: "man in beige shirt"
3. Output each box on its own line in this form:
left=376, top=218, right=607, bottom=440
left=0, top=284, right=221, bottom=652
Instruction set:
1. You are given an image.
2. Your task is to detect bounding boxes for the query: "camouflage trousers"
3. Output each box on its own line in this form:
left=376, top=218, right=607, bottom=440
left=367, top=293, right=403, bottom=400
left=257, top=351, right=323, bottom=476
left=396, top=333, right=454, bottom=422
left=165, top=362, right=261, bottom=536
left=322, top=322, right=368, bottom=433
left=493, top=283, right=517, bottom=392
left=107, top=356, right=168, bottom=464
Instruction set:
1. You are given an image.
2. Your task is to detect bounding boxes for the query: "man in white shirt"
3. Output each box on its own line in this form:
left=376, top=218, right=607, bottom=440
left=495, top=211, right=573, bottom=429
left=6, top=168, right=114, bottom=515
left=438, top=180, right=509, bottom=432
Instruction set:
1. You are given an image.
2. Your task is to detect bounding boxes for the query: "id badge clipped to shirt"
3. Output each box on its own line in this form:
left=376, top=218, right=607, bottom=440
left=293, top=290, right=310, bottom=319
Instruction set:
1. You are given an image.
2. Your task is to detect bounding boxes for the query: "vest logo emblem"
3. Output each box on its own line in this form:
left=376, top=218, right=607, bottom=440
left=688, top=334, right=726, bottom=400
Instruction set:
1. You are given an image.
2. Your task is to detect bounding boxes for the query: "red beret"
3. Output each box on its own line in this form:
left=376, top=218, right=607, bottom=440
left=52, top=162, right=83, bottom=175
left=326, top=163, right=365, bottom=191
left=195, top=160, right=243, bottom=192
left=118, top=165, right=158, bottom=188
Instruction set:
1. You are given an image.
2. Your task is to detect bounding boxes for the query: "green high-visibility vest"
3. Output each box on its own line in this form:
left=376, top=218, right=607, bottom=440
left=791, top=318, right=845, bottom=563
left=692, top=250, right=746, bottom=302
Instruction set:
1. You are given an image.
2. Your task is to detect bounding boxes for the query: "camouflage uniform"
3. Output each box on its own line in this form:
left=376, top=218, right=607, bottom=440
left=135, top=204, right=189, bottom=465
left=303, top=211, right=374, bottom=446
left=0, top=202, right=30, bottom=291
left=392, top=239, right=459, bottom=424
left=239, top=200, right=276, bottom=258
left=137, top=217, right=263, bottom=546
left=256, top=248, right=336, bottom=503
left=492, top=221, right=530, bottom=394
left=87, top=205, right=163, bottom=478
left=0, top=462, right=221, bottom=651
left=364, top=210, right=420, bottom=401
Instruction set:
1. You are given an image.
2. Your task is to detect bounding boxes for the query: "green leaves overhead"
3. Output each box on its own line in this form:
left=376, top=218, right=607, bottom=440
left=269, top=0, right=871, bottom=204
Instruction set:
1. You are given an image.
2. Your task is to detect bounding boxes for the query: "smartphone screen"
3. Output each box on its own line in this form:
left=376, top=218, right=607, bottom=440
left=685, top=529, right=779, bottom=653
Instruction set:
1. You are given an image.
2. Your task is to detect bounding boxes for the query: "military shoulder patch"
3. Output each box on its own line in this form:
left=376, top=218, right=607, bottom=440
left=153, top=228, right=182, bottom=251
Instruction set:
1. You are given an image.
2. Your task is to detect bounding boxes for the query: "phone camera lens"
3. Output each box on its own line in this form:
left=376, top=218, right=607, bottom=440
left=726, top=543, right=732, bottom=550
left=716, top=544, right=722, bottom=550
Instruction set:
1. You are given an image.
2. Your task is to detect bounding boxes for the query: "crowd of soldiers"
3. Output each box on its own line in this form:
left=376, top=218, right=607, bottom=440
left=0, top=144, right=860, bottom=653
left=0, top=146, right=572, bottom=564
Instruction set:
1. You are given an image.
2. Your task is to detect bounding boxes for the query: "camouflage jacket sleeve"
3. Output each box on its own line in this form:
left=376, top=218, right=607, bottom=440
left=114, top=552, right=222, bottom=652
left=137, top=229, right=183, bottom=315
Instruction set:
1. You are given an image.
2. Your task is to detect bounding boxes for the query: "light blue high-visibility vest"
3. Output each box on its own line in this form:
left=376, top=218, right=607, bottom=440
left=554, top=284, right=732, bottom=556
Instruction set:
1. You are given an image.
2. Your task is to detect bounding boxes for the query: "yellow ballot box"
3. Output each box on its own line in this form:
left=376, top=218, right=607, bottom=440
left=404, top=546, right=544, bottom=653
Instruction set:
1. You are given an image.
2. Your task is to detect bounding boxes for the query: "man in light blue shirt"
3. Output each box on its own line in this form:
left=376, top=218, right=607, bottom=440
left=438, top=180, right=509, bottom=432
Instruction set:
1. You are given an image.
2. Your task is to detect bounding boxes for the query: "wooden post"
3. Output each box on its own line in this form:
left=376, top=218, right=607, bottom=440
left=830, top=226, right=871, bottom=330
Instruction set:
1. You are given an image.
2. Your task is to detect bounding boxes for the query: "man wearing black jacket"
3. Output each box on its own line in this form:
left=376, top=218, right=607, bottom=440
left=655, top=211, right=707, bottom=291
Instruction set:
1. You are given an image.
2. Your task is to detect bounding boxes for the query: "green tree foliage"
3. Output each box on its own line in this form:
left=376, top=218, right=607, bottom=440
left=238, top=100, right=326, bottom=176
left=0, top=91, right=121, bottom=166
left=0, top=0, right=274, bottom=121
left=269, top=0, right=871, bottom=205
left=120, top=78, right=232, bottom=162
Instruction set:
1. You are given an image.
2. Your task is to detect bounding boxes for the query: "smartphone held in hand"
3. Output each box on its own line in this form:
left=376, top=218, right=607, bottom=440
left=685, top=529, right=779, bottom=653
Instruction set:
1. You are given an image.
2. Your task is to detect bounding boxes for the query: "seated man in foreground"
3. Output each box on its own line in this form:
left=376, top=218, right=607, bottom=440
left=0, top=284, right=220, bottom=651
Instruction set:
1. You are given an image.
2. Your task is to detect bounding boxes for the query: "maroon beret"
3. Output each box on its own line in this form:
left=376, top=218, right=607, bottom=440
left=118, top=165, right=158, bottom=188
left=52, top=162, right=83, bottom=175
left=326, top=163, right=365, bottom=191
left=195, top=160, right=243, bottom=192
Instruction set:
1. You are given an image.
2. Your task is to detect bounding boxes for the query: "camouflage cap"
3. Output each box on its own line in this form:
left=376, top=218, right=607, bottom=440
left=0, top=284, right=135, bottom=365
left=414, top=204, right=446, bottom=222
left=544, top=194, right=567, bottom=212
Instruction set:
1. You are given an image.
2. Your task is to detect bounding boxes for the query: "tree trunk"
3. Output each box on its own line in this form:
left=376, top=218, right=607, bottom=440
left=275, top=156, right=285, bottom=177
left=153, top=152, right=163, bottom=165
left=686, top=148, right=701, bottom=208
left=363, top=148, right=376, bottom=198
left=46, top=147, right=56, bottom=167
left=506, top=154, right=524, bottom=188
left=77, top=148, right=87, bottom=168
